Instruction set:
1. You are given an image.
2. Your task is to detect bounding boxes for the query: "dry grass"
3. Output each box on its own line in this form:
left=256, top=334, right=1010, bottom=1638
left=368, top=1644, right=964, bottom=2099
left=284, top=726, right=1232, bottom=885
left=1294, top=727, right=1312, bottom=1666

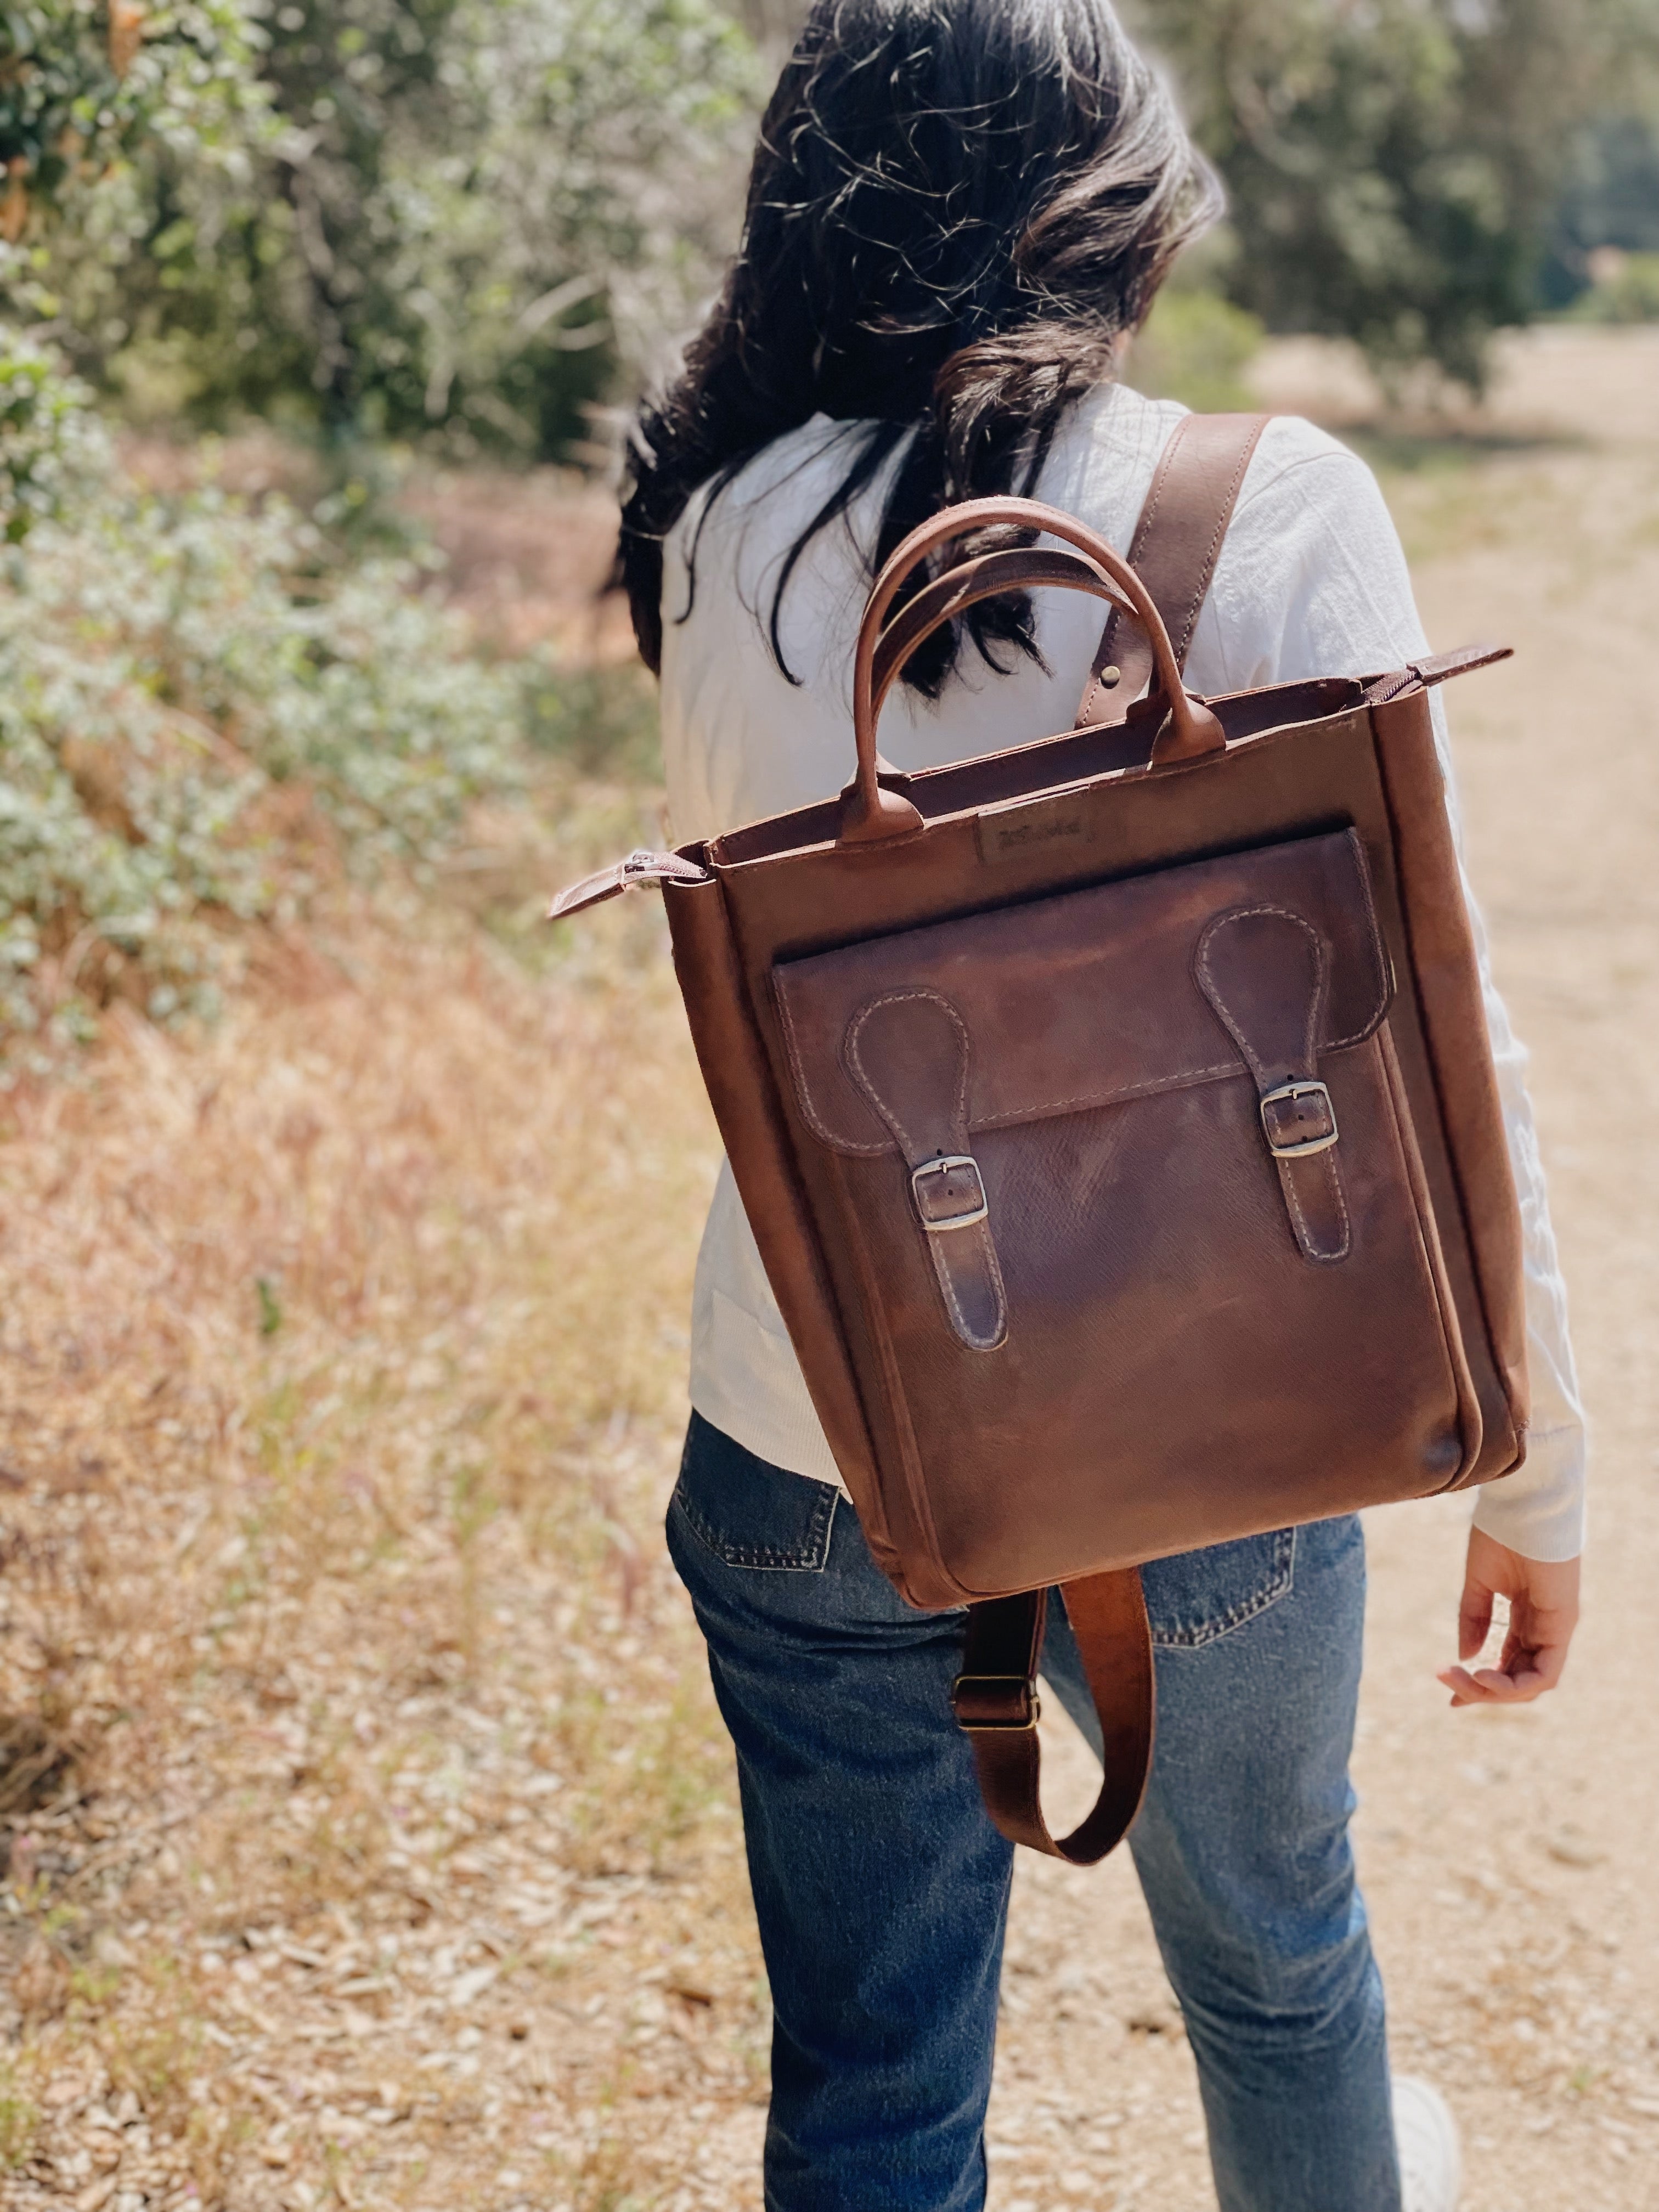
left=0, top=782, right=769, bottom=2211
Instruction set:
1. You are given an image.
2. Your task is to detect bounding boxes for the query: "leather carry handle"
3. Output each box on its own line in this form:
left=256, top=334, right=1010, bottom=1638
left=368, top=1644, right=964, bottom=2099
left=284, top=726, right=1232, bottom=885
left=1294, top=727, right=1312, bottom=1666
left=844, top=496, right=1226, bottom=844
left=870, top=545, right=1143, bottom=734
left=956, top=1566, right=1155, bottom=1865
left=870, top=416, right=1273, bottom=753
left=542, top=642, right=1511, bottom=921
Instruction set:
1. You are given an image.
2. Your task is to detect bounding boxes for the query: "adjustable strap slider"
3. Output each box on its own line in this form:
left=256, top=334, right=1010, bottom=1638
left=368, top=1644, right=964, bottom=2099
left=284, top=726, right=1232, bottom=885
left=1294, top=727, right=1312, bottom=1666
left=911, top=1153, right=990, bottom=1233
left=951, top=1673, right=1040, bottom=1732
left=1259, top=1078, right=1338, bottom=1159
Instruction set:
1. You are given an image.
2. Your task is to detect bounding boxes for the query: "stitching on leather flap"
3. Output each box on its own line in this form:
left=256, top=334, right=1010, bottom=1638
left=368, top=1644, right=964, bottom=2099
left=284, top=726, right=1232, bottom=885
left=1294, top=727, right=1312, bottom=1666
left=772, top=829, right=1391, bottom=1159
left=842, top=986, right=972, bottom=1159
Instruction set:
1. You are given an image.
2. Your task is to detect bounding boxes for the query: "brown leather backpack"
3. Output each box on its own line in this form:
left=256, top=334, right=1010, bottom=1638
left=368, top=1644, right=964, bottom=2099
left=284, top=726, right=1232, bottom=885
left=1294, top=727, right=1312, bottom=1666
left=554, top=414, right=1527, bottom=1864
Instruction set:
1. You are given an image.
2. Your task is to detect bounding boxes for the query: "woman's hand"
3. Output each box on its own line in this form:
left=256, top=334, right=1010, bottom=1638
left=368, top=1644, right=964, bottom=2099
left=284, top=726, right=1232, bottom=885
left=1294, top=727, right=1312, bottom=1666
left=1437, top=1528, right=1581, bottom=1708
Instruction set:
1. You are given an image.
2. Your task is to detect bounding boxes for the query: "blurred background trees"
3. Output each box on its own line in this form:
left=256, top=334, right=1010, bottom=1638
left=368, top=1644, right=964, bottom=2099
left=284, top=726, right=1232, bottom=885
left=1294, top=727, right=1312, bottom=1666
left=20, top=0, right=758, bottom=453
left=737, top=0, right=1659, bottom=397
left=4, top=0, right=1657, bottom=458
left=1127, top=0, right=1659, bottom=391
left=0, top=0, right=1655, bottom=1053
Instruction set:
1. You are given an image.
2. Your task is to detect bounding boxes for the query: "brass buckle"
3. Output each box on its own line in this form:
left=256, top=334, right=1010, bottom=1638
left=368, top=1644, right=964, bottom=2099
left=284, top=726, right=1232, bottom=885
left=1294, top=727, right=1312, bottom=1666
left=1259, top=1079, right=1339, bottom=1159
left=910, top=1154, right=989, bottom=1233
left=951, top=1673, right=1040, bottom=1731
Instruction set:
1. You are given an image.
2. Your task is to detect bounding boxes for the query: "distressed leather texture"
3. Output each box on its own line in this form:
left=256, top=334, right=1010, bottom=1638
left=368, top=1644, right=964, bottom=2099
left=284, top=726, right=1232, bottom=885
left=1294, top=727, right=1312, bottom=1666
left=773, top=831, right=1389, bottom=1155
left=554, top=414, right=1529, bottom=1864
left=770, top=825, right=1477, bottom=1596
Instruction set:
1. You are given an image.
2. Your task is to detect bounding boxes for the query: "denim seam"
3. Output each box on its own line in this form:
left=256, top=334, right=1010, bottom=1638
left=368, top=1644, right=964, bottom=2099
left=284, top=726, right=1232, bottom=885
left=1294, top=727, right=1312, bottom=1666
left=670, top=1482, right=838, bottom=1572
left=1151, top=1526, right=1297, bottom=1650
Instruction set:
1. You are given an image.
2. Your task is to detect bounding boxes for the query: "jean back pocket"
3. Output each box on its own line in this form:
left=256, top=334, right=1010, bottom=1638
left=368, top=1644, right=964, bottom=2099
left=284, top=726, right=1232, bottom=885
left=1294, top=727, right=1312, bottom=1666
left=1142, top=1527, right=1296, bottom=1649
left=671, top=1412, right=839, bottom=1571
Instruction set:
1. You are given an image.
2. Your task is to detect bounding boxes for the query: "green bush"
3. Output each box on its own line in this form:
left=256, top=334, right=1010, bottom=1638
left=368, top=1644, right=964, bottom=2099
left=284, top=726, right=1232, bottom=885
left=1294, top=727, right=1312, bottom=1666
left=0, top=329, right=108, bottom=539
left=519, top=661, right=661, bottom=781
left=0, top=353, right=529, bottom=1056
left=1130, top=287, right=1265, bottom=413
left=0, top=0, right=262, bottom=200
left=1568, top=251, right=1659, bottom=323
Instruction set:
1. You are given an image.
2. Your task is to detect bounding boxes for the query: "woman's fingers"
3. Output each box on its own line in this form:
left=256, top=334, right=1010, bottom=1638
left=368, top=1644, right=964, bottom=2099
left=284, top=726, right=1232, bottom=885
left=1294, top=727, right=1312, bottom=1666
left=1436, top=1649, right=1564, bottom=1705
left=1457, top=1577, right=1496, bottom=1662
left=1442, top=1531, right=1581, bottom=1708
left=1436, top=1606, right=1575, bottom=1705
left=1436, top=1665, right=1492, bottom=1706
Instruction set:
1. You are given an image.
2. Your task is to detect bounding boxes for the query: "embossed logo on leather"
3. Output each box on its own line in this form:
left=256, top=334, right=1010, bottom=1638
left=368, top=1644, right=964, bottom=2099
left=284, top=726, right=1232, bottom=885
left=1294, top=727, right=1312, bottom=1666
left=975, top=792, right=1096, bottom=865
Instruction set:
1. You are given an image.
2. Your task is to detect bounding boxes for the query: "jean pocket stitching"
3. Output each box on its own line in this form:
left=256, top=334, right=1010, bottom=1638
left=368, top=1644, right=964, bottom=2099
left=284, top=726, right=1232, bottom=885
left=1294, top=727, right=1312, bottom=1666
left=1150, top=1527, right=1297, bottom=1650
left=669, top=1480, right=837, bottom=1572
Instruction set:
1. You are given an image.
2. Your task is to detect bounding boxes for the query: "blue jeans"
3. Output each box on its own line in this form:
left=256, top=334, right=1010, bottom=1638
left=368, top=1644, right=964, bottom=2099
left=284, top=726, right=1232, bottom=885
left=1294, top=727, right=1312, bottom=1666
left=667, top=1412, right=1401, bottom=2212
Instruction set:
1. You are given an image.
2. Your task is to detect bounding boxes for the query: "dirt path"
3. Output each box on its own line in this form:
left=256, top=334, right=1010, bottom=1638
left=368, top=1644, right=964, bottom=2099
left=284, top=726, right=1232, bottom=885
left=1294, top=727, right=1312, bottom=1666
left=979, top=328, right=1659, bottom=2212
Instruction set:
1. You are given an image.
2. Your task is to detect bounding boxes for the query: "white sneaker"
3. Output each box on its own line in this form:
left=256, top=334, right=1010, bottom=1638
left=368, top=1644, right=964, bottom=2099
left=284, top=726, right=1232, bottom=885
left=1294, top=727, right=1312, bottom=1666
left=1393, top=2075, right=1463, bottom=2212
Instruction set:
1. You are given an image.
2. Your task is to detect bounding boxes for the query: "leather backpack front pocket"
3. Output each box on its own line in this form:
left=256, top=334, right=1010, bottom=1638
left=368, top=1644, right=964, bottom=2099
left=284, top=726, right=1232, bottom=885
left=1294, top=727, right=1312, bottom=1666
left=773, top=828, right=1479, bottom=1599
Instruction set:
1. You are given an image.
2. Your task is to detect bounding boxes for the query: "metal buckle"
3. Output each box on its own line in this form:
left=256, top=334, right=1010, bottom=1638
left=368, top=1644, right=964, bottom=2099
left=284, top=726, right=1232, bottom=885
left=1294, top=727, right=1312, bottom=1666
left=951, top=1673, right=1040, bottom=1731
left=1259, top=1079, right=1339, bottom=1159
left=910, top=1154, right=989, bottom=1233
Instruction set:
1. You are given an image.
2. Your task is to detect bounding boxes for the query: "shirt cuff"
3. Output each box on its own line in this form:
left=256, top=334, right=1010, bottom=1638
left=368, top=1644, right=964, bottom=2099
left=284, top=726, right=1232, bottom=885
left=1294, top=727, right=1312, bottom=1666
left=1469, top=1422, right=1587, bottom=1562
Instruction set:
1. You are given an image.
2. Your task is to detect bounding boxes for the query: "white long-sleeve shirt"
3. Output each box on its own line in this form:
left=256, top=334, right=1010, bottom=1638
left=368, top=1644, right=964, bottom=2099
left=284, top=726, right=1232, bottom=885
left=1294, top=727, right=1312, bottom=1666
left=657, top=382, right=1587, bottom=1562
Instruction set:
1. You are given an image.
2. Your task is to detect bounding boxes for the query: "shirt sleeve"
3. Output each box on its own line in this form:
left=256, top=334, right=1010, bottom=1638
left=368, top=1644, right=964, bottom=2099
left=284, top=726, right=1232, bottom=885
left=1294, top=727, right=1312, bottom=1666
left=1194, top=419, right=1587, bottom=1561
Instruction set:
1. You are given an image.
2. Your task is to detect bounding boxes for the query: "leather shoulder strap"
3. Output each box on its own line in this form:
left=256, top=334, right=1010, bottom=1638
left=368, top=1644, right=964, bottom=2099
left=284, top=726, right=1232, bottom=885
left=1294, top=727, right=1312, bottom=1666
left=1075, top=410, right=1271, bottom=729
left=955, top=1567, right=1154, bottom=1865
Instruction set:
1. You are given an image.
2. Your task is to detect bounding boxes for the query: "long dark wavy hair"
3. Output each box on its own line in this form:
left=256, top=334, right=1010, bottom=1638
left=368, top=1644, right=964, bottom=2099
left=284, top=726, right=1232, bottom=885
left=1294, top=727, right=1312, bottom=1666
left=616, top=0, right=1221, bottom=697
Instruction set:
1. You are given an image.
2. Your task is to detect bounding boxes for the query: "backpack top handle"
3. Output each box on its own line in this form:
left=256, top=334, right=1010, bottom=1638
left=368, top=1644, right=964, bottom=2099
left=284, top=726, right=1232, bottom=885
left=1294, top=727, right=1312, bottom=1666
left=842, top=495, right=1226, bottom=845
left=868, top=544, right=1134, bottom=728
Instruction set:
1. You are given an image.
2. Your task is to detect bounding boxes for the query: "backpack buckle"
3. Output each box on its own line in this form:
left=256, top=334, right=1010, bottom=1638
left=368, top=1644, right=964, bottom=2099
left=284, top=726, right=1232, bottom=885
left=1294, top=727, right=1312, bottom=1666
left=911, top=1154, right=989, bottom=1232
left=951, top=1673, right=1040, bottom=1731
left=1259, top=1079, right=1339, bottom=1159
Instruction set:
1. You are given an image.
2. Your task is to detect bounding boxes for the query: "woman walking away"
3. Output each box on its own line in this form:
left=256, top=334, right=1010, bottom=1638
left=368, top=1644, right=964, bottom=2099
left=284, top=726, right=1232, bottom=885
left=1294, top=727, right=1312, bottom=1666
left=615, top=5, right=1586, bottom=2208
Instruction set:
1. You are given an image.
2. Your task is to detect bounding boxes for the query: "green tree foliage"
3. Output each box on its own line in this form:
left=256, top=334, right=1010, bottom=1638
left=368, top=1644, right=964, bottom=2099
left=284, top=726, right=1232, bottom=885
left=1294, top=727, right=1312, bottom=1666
left=46, top=0, right=759, bottom=454
left=0, top=6, right=734, bottom=1060
left=0, top=4, right=267, bottom=529
left=0, top=0, right=264, bottom=354
left=1132, top=0, right=1659, bottom=388
left=0, top=0, right=261, bottom=205
left=0, top=329, right=106, bottom=537
left=0, top=375, right=529, bottom=1054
